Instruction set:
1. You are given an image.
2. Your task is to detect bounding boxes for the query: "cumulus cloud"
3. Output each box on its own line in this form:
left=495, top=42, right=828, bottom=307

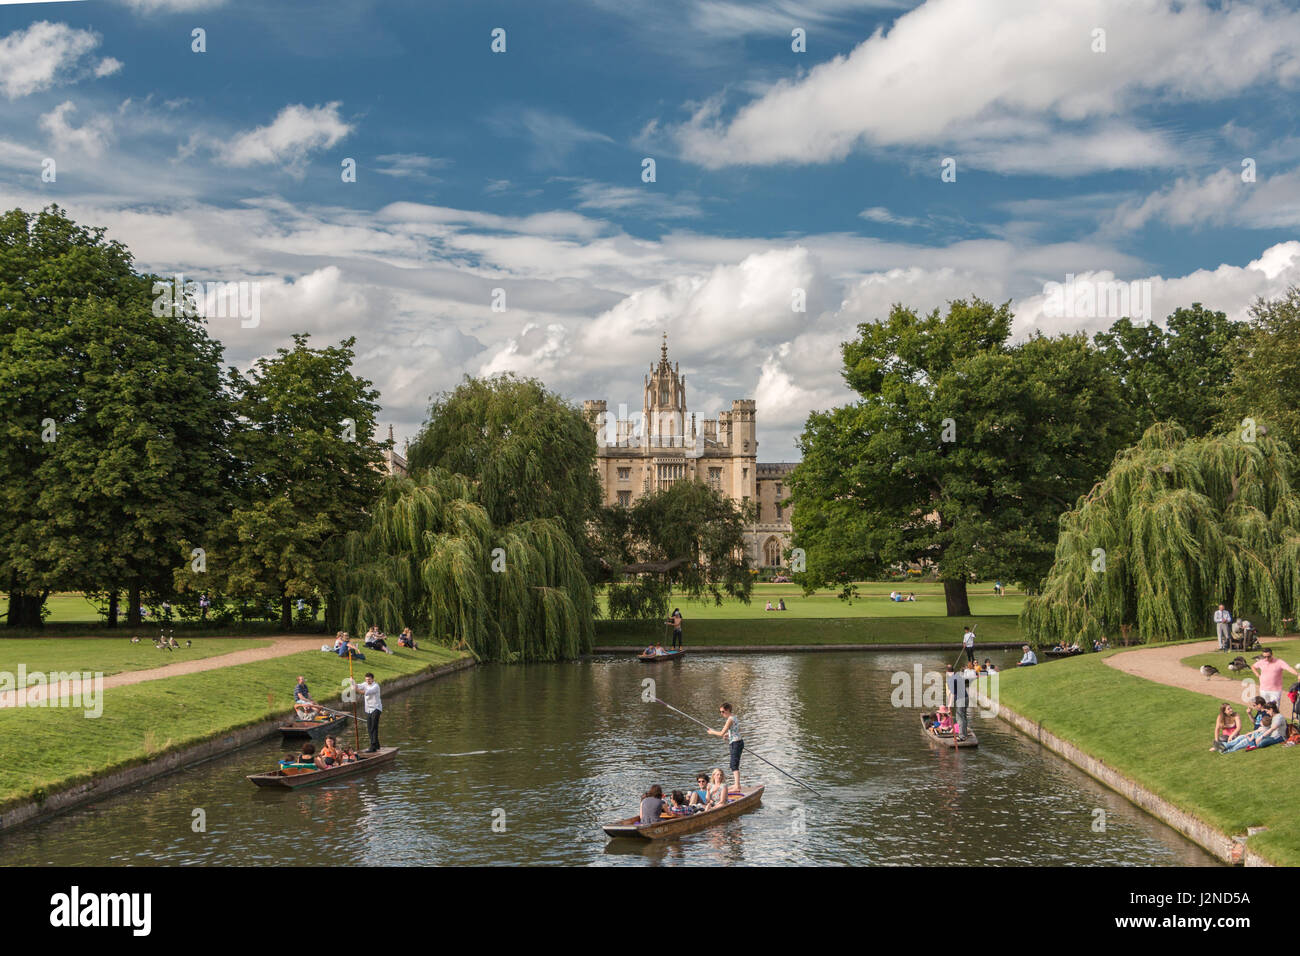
left=0, top=21, right=106, bottom=99
left=1107, top=166, right=1300, bottom=232
left=214, top=102, right=352, bottom=170
left=672, top=0, right=1300, bottom=173
left=39, top=101, right=114, bottom=157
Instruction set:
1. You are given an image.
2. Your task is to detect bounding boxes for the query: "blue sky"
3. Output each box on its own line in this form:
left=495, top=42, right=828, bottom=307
left=2, top=0, right=1300, bottom=459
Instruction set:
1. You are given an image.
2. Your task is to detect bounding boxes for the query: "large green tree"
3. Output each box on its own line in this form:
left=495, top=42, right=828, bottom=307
left=1223, top=287, right=1300, bottom=449
left=333, top=469, right=593, bottom=661
left=790, top=298, right=1132, bottom=615
left=1094, top=304, right=1244, bottom=440
left=181, top=334, right=385, bottom=630
left=599, top=479, right=754, bottom=624
left=0, top=206, right=229, bottom=627
left=406, top=375, right=601, bottom=577
left=1024, top=423, right=1300, bottom=645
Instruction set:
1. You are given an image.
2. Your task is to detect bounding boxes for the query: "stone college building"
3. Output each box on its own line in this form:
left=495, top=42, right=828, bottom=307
left=583, top=336, right=794, bottom=570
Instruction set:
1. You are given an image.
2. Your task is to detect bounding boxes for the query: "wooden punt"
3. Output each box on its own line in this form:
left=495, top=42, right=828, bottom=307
left=637, top=650, right=686, bottom=662
left=920, top=713, right=979, bottom=749
left=247, top=747, right=399, bottom=789
left=277, top=714, right=349, bottom=738
left=1044, top=648, right=1082, bottom=657
left=603, top=785, right=763, bottom=840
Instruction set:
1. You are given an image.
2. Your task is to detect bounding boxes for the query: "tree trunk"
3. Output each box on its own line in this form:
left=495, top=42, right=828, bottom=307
left=281, top=595, right=293, bottom=631
left=127, top=584, right=142, bottom=627
left=6, top=590, right=45, bottom=628
left=106, top=590, right=119, bottom=629
left=943, top=578, right=971, bottom=617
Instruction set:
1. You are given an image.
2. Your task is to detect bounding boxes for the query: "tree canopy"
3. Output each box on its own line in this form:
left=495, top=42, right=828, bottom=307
left=332, top=468, right=593, bottom=661
left=790, top=298, right=1132, bottom=615
left=407, top=375, right=602, bottom=577
left=1094, top=304, right=1244, bottom=440
left=599, top=479, right=754, bottom=624
left=1223, top=287, right=1300, bottom=449
left=1023, top=422, right=1300, bottom=645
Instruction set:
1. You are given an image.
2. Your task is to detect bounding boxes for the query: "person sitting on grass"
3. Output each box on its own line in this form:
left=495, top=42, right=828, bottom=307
left=1018, top=645, right=1037, bottom=667
left=1212, top=703, right=1241, bottom=751
left=778, top=598, right=787, bottom=611
left=765, top=601, right=774, bottom=611
left=398, top=627, right=418, bottom=649
left=1219, top=702, right=1287, bottom=752
left=1247, top=696, right=1269, bottom=732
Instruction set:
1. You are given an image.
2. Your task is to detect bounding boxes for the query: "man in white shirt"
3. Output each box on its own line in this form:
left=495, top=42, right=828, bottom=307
left=1018, top=645, right=1037, bottom=667
left=1214, top=604, right=1232, bottom=650
left=351, top=672, right=383, bottom=752
left=961, top=625, right=976, bottom=663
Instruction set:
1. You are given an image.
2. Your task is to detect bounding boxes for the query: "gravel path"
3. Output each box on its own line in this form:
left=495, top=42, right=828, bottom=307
left=1104, top=637, right=1289, bottom=704
left=0, top=635, right=327, bottom=707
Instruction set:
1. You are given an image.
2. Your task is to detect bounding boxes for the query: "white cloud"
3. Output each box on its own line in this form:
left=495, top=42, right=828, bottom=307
left=672, top=0, right=1300, bottom=173
left=215, top=102, right=352, bottom=170
left=94, top=58, right=123, bottom=78
left=0, top=21, right=103, bottom=99
left=1107, top=166, right=1300, bottom=232
left=39, top=101, right=113, bottom=157
left=117, top=0, right=227, bottom=12
left=374, top=154, right=448, bottom=179
left=488, top=108, right=613, bottom=168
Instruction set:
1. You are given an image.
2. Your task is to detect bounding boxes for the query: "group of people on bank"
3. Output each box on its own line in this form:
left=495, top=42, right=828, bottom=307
left=1211, top=647, right=1299, bottom=753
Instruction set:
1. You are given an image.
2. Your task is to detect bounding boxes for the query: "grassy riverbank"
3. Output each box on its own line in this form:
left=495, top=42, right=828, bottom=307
left=0, top=641, right=466, bottom=814
left=596, top=615, right=1023, bottom=646
left=997, top=649, right=1300, bottom=866
left=0, top=637, right=273, bottom=682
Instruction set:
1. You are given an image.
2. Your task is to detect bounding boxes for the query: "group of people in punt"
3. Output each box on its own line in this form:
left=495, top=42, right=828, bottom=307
left=281, top=736, right=361, bottom=771
left=638, top=703, right=745, bottom=824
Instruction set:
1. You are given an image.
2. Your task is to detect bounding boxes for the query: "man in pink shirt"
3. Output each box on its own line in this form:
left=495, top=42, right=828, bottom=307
left=1251, top=647, right=1297, bottom=706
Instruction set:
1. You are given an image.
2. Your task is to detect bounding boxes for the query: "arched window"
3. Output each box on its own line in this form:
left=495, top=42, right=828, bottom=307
left=763, top=537, right=783, bottom=567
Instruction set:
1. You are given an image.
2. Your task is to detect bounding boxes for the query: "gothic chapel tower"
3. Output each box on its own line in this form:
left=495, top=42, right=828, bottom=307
left=644, top=332, right=688, bottom=447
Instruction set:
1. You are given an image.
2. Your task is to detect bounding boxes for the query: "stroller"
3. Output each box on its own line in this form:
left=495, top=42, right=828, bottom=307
left=1229, top=620, right=1262, bottom=652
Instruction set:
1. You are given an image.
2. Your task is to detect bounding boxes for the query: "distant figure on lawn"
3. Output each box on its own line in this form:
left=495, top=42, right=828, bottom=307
left=1214, top=604, right=1233, bottom=650
left=777, top=598, right=786, bottom=611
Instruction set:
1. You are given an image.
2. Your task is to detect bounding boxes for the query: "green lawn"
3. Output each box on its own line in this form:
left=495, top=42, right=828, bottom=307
left=597, top=581, right=1025, bottom=645
left=0, top=643, right=466, bottom=813
left=997, top=650, right=1300, bottom=866
left=0, top=637, right=273, bottom=682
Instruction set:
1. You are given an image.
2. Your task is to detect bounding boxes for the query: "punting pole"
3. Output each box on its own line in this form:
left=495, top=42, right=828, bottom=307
left=651, top=697, right=823, bottom=796
left=348, top=650, right=361, bottom=752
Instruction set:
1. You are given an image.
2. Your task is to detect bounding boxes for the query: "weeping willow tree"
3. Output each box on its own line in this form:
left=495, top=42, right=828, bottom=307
left=1024, top=422, right=1300, bottom=646
left=331, top=469, right=593, bottom=662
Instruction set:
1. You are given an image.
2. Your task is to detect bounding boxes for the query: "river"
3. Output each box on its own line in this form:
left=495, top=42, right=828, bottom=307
left=0, top=650, right=1216, bottom=865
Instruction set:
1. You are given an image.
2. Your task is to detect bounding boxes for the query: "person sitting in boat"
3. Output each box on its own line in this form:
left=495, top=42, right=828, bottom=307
left=398, top=627, right=418, bottom=649
left=668, top=790, right=695, bottom=815
left=338, top=745, right=360, bottom=763
left=293, top=676, right=324, bottom=719
left=931, top=706, right=955, bottom=734
left=643, top=644, right=656, bottom=656
left=704, top=768, right=730, bottom=810
left=654, top=644, right=669, bottom=656
left=318, top=735, right=342, bottom=768
left=296, top=742, right=320, bottom=769
left=639, top=784, right=668, bottom=824
left=688, top=774, right=710, bottom=808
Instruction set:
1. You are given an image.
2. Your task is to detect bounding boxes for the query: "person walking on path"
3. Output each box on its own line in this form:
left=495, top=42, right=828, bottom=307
left=961, top=624, right=976, bottom=664
left=1214, top=604, right=1233, bottom=650
left=706, top=702, right=743, bottom=791
left=351, top=672, right=383, bottom=752
left=1251, top=647, right=1297, bottom=706
left=945, top=664, right=972, bottom=739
